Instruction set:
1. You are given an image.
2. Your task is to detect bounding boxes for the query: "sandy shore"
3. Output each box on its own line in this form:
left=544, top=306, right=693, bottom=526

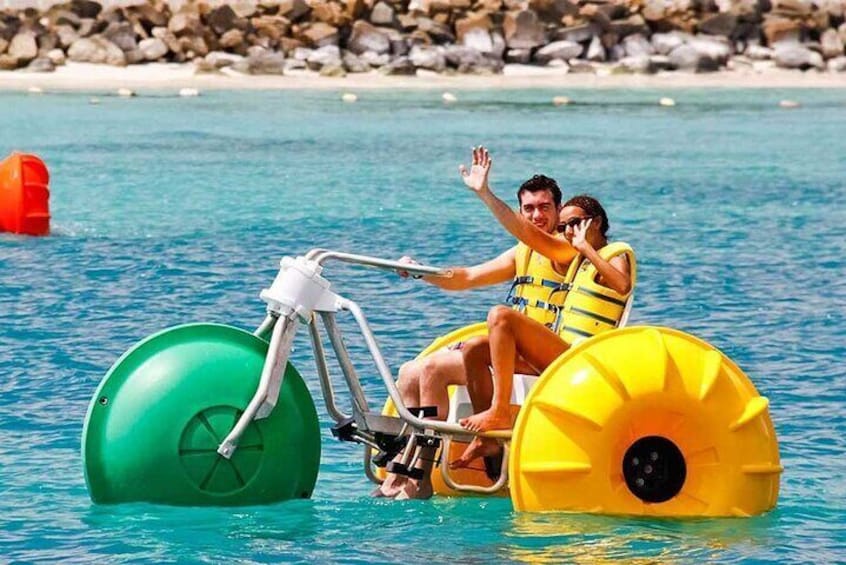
left=2, top=62, right=846, bottom=92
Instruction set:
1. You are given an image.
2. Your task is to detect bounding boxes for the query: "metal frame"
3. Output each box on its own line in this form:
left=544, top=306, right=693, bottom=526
left=217, top=249, right=512, bottom=495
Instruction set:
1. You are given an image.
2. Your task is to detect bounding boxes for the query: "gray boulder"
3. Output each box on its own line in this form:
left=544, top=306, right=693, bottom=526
left=651, top=32, right=687, bottom=55
left=380, top=56, right=416, bottom=75
left=688, top=36, right=732, bottom=64
left=745, top=45, right=774, bottom=60
left=505, top=48, right=532, bottom=64
left=698, top=13, right=737, bottom=37
left=204, top=51, right=244, bottom=68
left=616, top=55, right=652, bottom=73
left=668, top=44, right=719, bottom=72
left=821, top=29, right=844, bottom=59
left=243, top=51, right=287, bottom=74
left=55, top=25, right=80, bottom=49
left=774, top=43, right=824, bottom=70
left=347, top=21, right=390, bottom=55
left=306, top=44, right=341, bottom=69
left=359, top=50, right=391, bottom=66
left=445, top=45, right=502, bottom=72
left=26, top=57, right=55, bottom=72
left=342, top=50, right=370, bottom=72
left=409, top=44, right=446, bottom=71
left=533, top=40, right=582, bottom=64
left=103, top=22, right=137, bottom=53
left=649, top=54, right=673, bottom=71
left=68, top=37, right=126, bottom=66
left=622, top=34, right=653, bottom=57
left=47, top=48, right=66, bottom=66
left=463, top=28, right=493, bottom=54
left=503, top=9, right=546, bottom=49
left=370, top=2, right=395, bottom=26
left=552, top=23, right=598, bottom=44
left=490, top=31, right=507, bottom=59
left=9, top=31, right=38, bottom=64
left=828, top=56, right=846, bottom=72
left=586, top=36, right=606, bottom=62
left=138, top=38, right=168, bottom=61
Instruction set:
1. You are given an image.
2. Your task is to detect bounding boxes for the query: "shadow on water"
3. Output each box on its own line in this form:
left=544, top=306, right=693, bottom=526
left=502, top=511, right=781, bottom=563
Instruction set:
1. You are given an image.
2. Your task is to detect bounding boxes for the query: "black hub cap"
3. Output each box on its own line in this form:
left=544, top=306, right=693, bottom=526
left=622, top=436, right=686, bottom=503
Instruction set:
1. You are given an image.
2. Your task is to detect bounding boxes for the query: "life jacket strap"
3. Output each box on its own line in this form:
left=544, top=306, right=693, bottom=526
left=506, top=296, right=560, bottom=314
left=513, top=276, right=572, bottom=291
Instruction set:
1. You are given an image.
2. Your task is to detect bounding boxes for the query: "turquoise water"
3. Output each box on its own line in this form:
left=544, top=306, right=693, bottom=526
left=1, top=88, right=845, bottom=563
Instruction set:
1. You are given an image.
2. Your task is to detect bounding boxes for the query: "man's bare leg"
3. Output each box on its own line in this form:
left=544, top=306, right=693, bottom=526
left=395, top=349, right=468, bottom=500
left=393, top=446, right=437, bottom=500
left=460, top=306, right=569, bottom=433
left=373, top=359, right=423, bottom=497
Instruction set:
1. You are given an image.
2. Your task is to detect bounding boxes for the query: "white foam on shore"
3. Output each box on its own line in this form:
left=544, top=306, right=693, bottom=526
left=0, top=62, right=845, bottom=92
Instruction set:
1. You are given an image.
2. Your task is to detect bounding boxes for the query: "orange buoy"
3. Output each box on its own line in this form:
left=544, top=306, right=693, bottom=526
left=0, top=152, right=50, bottom=236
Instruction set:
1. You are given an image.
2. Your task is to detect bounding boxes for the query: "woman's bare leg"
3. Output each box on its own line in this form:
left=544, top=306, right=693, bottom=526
left=398, top=349, right=468, bottom=499
left=460, top=306, right=568, bottom=433
left=452, top=335, right=539, bottom=467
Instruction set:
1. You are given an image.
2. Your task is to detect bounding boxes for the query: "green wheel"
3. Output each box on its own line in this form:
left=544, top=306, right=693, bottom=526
left=82, top=323, right=321, bottom=506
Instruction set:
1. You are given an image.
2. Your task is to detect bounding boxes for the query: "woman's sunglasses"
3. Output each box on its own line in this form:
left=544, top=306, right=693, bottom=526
left=557, top=216, right=593, bottom=233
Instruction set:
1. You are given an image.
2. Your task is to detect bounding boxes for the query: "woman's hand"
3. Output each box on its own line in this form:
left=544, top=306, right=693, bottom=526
left=459, top=146, right=492, bottom=196
left=571, top=218, right=593, bottom=254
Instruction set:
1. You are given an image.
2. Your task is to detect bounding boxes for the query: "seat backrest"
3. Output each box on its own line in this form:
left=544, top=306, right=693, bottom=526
left=618, top=292, right=635, bottom=328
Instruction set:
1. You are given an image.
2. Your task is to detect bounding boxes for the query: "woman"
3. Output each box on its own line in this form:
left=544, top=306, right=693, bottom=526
left=452, top=146, right=635, bottom=466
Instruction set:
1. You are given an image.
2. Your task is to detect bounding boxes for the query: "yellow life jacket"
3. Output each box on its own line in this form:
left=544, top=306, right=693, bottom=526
left=506, top=242, right=569, bottom=328
left=556, top=241, right=637, bottom=345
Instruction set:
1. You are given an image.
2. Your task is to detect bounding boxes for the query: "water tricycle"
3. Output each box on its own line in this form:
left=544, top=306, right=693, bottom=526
left=82, top=249, right=782, bottom=516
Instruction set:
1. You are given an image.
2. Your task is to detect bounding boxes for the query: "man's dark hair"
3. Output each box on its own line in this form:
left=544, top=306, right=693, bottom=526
left=517, top=174, right=562, bottom=207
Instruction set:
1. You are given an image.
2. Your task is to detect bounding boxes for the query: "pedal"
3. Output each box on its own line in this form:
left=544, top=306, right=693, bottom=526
left=330, top=417, right=357, bottom=442
left=386, top=461, right=424, bottom=480
left=408, top=406, right=438, bottom=418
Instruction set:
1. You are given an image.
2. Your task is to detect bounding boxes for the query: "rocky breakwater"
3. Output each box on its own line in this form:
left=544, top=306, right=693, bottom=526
left=1, top=0, right=845, bottom=76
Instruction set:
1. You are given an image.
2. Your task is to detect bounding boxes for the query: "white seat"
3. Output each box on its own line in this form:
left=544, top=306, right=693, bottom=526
left=446, top=374, right=539, bottom=425
left=446, top=292, right=634, bottom=425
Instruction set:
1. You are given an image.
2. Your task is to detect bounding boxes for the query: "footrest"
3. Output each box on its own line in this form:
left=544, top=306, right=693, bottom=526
left=408, top=405, right=438, bottom=418
left=370, top=432, right=410, bottom=468
left=330, top=417, right=357, bottom=442
left=386, top=461, right=425, bottom=480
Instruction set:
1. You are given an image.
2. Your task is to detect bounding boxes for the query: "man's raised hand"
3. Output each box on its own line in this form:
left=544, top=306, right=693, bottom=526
left=459, top=146, right=492, bottom=195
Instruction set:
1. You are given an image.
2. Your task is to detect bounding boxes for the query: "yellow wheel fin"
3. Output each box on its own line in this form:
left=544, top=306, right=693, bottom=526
left=645, top=328, right=669, bottom=391
left=521, top=461, right=592, bottom=474
left=742, top=463, right=783, bottom=475
left=699, top=350, right=723, bottom=401
left=583, top=351, right=630, bottom=401
left=729, top=397, right=770, bottom=432
left=534, top=398, right=603, bottom=431
left=677, top=490, right=710, bottom=512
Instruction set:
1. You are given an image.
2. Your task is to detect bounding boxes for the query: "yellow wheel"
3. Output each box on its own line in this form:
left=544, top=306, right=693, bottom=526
left=509, top=326, right=781, bottom=517
left=379, top=323, right=504, bottom=496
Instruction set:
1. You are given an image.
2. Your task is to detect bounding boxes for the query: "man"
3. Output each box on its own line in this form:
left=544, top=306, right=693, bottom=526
left=377, top=173, right=566, bottom=500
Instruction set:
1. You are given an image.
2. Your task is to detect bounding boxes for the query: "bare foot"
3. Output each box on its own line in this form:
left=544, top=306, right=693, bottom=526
left=459, top=407, right=512, bottom=432
left=394, top=478, right=433, bottom=500
left=373, top=474, right=406, bottom=497
left=450, top=437, right=501, bottom=469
